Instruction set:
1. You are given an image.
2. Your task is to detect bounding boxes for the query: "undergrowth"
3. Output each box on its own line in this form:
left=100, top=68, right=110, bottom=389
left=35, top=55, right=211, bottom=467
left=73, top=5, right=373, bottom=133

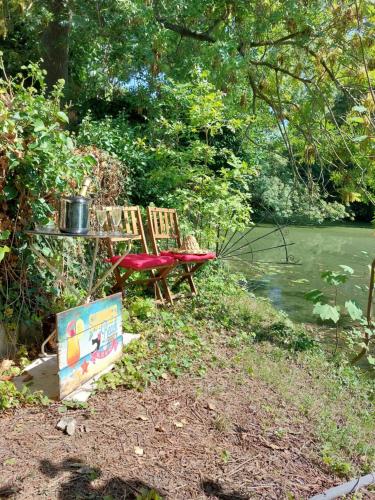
left=0, top=380, right=50, bottom=410
left=1, top=267, right=373, bottom=478
left=98, top=268, right=311, bottom=392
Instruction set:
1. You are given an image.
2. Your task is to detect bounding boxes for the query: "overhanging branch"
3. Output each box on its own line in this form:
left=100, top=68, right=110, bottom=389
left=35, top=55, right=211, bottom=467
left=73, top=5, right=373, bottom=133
left=156, top=17, right=216, bottom=43
left=248, top=59, right=312, bottom=83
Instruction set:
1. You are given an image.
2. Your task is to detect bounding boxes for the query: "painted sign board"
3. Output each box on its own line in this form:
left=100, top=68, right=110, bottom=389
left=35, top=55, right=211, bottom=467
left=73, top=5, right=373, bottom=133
left=56, top=293, right=123, bottom=399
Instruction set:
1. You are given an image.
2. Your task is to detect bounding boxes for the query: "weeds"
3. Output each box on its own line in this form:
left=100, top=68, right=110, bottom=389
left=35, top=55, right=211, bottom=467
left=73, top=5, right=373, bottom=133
left=213, top=415, right=232, bottom=433
left=0, top=380, right=50, bottom=410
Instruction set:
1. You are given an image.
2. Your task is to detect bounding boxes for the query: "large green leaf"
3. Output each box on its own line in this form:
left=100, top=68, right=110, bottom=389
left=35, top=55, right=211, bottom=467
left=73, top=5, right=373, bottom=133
left=82, top=154, right=97, bottom=166
left=0, top=246, right=10, bottom=263
left=0, top=230, right=10, bottom=241
left=338, top=265, right=354, bottom=274
left=57, top=111, right=69, bottom=123
left=33, top=119, right=45, bottom=132
left=313, top=303, right=340, bottom=323
left=304, top=289, right=324, bottom=303
left=321, top=271, right=348, bottom=286
left=345, top=300, right=363, bottom=321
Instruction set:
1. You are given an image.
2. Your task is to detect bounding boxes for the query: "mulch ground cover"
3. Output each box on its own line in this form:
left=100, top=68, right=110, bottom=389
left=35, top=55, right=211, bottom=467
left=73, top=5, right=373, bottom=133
left=0, top=358, right=364, bottom=499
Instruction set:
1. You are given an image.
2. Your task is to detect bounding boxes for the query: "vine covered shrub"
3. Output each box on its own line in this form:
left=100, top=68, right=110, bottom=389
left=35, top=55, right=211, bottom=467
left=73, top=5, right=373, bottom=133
left=0, top=60, right=93, bottom=352
left=77, top=113, right=146, bottom=201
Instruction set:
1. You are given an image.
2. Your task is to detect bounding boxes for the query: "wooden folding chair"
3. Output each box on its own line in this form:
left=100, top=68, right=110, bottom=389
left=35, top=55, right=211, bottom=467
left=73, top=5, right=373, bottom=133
left=146, top=207, right=216, bottom=297
left=105, top=206, right=177, bottom=304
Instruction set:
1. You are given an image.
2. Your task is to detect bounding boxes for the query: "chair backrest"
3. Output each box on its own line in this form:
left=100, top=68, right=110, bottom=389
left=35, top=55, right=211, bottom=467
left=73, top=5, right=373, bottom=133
left=107, top=206, right=149, bottom=253
left=147, top=207, right=181, bottom=255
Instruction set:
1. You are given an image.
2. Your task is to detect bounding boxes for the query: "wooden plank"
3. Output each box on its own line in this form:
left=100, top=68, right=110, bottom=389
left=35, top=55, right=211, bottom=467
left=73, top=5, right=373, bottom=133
left=169, top=211, right=176, bottom=237
left=164, top=211, right=170, bottom=236
left=130, top=210, right=138, bottom=235
left=153, top=211, right=159, bottom=237
left=123, top=209, right=131, bottom=234
left=159, top=211, right=165, bottom=234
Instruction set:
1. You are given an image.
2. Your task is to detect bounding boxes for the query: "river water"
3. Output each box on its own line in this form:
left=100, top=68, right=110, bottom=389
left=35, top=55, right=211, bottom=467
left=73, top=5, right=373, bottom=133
left=227, top=223, right=374, bottom=324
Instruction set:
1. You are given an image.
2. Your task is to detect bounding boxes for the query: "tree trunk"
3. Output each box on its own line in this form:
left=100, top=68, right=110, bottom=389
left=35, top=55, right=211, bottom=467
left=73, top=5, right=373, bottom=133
left=41, top=0, right=71, bottom=92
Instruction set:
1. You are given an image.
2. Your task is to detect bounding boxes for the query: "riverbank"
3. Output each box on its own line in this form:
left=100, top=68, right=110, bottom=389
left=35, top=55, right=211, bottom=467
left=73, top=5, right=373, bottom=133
left=0, top=269, right=374, bottom=498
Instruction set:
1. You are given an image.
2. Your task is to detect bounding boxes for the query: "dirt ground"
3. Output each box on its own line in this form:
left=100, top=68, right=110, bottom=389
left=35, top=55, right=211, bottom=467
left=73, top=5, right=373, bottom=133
left=0, top=362, right=363, bottom=499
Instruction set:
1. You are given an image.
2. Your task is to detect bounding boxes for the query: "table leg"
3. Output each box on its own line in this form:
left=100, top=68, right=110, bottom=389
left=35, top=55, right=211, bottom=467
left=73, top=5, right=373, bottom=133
left=30, top=243, right=81, bottom=301
left=87, top=240, right=132, bottom=300
left=86, top=237, right=99, bottom=301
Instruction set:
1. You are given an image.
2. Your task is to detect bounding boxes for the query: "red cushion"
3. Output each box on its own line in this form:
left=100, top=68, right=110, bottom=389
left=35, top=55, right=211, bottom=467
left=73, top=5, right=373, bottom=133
left=106, top=253, right=175, bottom=270
left=160, top=250, right=216, bottom=262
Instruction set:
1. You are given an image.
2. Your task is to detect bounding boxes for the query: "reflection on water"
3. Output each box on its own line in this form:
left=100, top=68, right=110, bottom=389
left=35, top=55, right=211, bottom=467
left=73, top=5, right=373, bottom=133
left=229, top=224, right=374, bottom=324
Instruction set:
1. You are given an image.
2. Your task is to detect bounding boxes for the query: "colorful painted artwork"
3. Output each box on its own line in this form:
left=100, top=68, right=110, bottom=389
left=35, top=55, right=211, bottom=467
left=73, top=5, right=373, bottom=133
left=56, top=293, right=123, bottom=399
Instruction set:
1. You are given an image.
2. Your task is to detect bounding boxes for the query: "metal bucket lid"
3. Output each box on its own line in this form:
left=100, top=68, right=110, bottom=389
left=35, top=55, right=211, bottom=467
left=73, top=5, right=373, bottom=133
left=61, top=195, right=91, bottom=203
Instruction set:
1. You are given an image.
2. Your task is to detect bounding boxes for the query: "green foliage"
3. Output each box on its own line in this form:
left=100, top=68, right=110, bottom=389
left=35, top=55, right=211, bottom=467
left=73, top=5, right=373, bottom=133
left=0, top=380, right=50, bottom=410
left=77, top=112, right=145, bottom=200
left=0, top=61, right=89, bottom=222
left=239, top=344, right=375, bottom=476
left=141, top=73, right=254, bottom=242
left=79, top=73, right=254, bottom=246
left=129, top=297, right=157, bottom=320
left=345, top=300, right=363, bottom=321
left=97, top=324, right=207, bottom=392
left=252, top=173, right=348, bottom=224
left=2, top=0, right=374, bottom=219
left=313, top=303, right=340, bottom=324
left=0, top=60, right=94, bottom=347
left=255, top=317, right=316, bottom=352
left=136, top=489, right=163, bottom=500
left=305, top=265, right=374, bottom=365
left=322, top=450, right=352, bottom=477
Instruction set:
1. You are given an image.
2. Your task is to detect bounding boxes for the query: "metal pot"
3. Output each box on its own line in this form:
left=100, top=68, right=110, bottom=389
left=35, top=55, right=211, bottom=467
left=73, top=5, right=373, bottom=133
left=59, top=196, right=90, bottom=234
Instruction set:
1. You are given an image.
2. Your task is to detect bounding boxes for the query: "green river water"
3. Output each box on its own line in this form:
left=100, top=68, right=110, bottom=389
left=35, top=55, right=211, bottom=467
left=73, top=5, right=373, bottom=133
left=228, top=223, right=374, bottom=325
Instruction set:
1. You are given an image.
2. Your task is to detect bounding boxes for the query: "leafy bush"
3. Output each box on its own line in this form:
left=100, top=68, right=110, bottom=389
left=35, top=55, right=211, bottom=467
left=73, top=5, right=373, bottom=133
left=129, top=297, right=157, bottom=320
left=77, top=113, right=146, bottom=201
left=252, top=174, right=348, bottom=224
left=0, top=380, right=50, bottom=410
left=78, top=71, right=254, bottom=247
left=0, top=60, right=93, bottom=349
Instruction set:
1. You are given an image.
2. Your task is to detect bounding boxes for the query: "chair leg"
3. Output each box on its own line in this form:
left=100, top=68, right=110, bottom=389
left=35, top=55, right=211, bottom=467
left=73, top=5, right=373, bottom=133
left=172, top=262, right=205, bottom=295
left=106, top=239, right=125, bottom=293
left=152, top=274, right=165, bottom=304
left=151, top=266, right=175, bottom=305
left=117, top=269, right=133, bottom=296
left=185, top=264, right=198, bottom=295
left=159, top=267, right=175, bottom=305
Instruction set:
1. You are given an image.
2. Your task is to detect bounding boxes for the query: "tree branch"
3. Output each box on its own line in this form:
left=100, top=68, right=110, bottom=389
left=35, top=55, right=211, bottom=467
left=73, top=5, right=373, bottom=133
left=156, top=13, right=309, bottom=49
left=246, top=29, right=310, bottom=49
left=156, top=17, right=216, bottom=43
left=247, top=72, right=275, bottom=110
left=303, top=47, right=349, bottom=95
left=248, top=59, right=312, bottom=83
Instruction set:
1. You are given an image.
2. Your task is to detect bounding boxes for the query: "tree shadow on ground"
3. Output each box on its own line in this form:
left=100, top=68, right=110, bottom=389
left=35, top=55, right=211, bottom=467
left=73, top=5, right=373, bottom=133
left=40, top=457, right=164, bottom=500
left=201, top=479, right=250, bottom=500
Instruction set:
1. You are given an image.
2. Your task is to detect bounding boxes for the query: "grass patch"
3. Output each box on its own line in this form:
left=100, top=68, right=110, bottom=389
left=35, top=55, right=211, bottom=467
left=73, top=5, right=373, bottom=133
left=236, top=343, right=375, bottom=476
